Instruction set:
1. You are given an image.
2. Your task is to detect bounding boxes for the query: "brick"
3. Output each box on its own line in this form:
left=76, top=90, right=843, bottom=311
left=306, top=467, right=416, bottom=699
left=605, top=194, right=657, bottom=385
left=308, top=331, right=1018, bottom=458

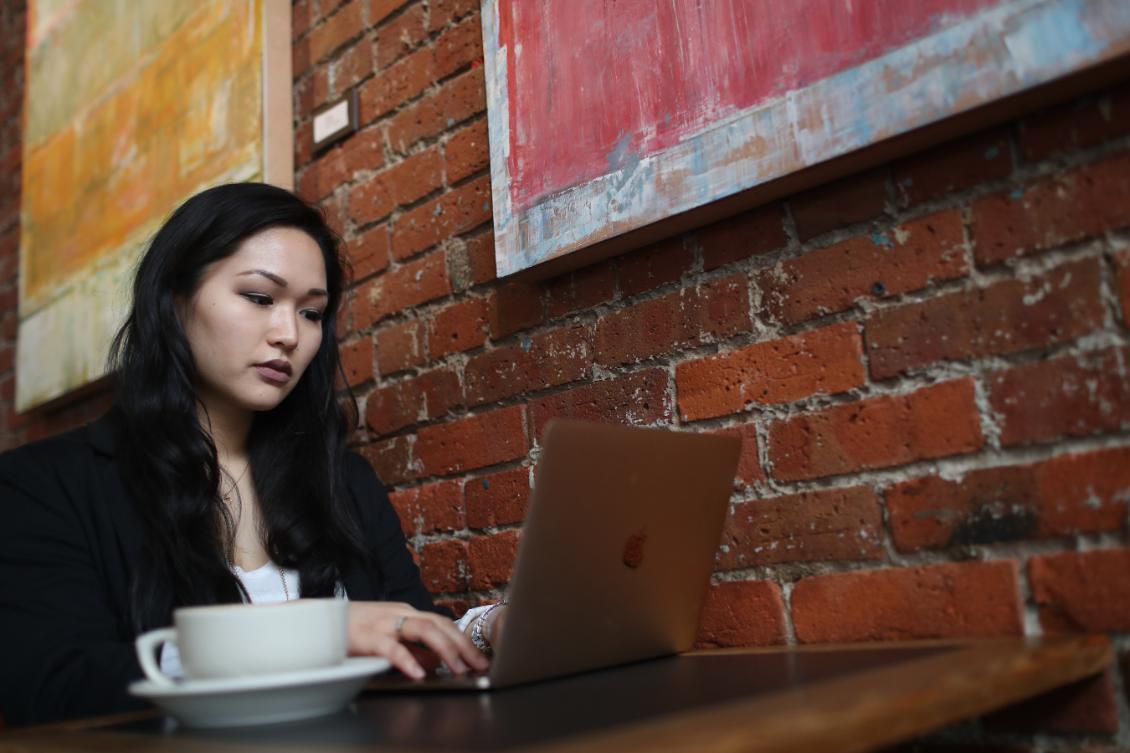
left=892, top=128, right=1012, bottom=207
left=317, top=0, right=350, bottom=17
left=297, top=66, right=330, bottom=119
left=694, top=581, right=787, bottom=649
left=364, top=368, right=460, bottom=434
left=676, top=322, right=865, bottom=422
left=716, top=424, right=764, bottom=487
left=1116, top=249, right=1130, bottom=324
left=463, top=231, right=497, bottom=286
left=596, top=275, right=751, bottom=368
left=364, top=378, right=419, bottom=435
left=296, top=143, right=350, bottom=202
left=347, top=147, right=444, bottom=227
left=989, top=346, right=1130, bottom=447
left=971, top=151, right=1130, bottom=266
left=410, top=368, right=461, bottom=419
left=292, top=0, right=313, bottom=39
left=389, top=478, right=465, bottom=536
left=720, top=487, right=884, bottom=569
left=790, top=169, right=888, bottom=242
left=546, top=260, right=617, bottom=318
left=375, top=320, right=423, bottom=375
left=429, top=0, right=477, bottom=31
left=386, top=488, right=415, bottom=535
left=678, top=272, right=752, bottom=340
left=529, top=369, right=672, bottom=441
left=307, top=1, right=363, bottom=64
left=433, top=13, right=482, bottom=78
left=758, top=209, right=968, bottom=325
left=415, top=405, right=528, bottom=476
left=1030, top=548, right=1130, bottom=633
left=888, top=447, right=1130, bottom=552
left=391, top=175, right=492, bottom=260
left=768, top=379, right=983, bottom=482
left=292, top=37, right=311, bottom=79
left=619, top=237, right=694, bottom=297
left=865, top=258, right=1104, bottom=380
left=444, top=118, right=489, bottom=184
left=792, top=561, right=1023, bottom=643
left=465, top=324, right=591, bottom=405
left=698, top=203, right=788, bottom=271
left=294, top=120, right=314, bottom=169
left=341, top=123, right=387, bottom=174
left=320, top=194, right=349, bottom=237
left=347, top=223, right=390, bottom=281
left=468, top=530, right=520, bottom=589
left=369, top=0, right=409, bottom=25
left=488, top=280, right=544, bottom=339
left=418, top=539, right=469, bottom=593
left=985, top=671, right=1119, bottom=735
left=340, top=337, right=374, bottom=387
left=358, top=434, right=414, bottom=485
left=387, top=67, right=486, bottom=152
left=427, top=297, right=487, bottom=358
left=375, top=3, right=425, bottom=68
left=1020, top=83, right=1130, bottom=161
left=358, top=45, right=435, bottom=123
left=465, top=466, right=530, bottom=529
left=350, top=251, right=450, bottom=328
left=333, top=37, right=374, bottom=93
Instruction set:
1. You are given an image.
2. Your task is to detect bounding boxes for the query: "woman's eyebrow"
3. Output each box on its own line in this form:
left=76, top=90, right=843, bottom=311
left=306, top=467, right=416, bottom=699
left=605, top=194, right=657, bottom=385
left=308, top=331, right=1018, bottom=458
left=237, top=269, right=327, bottom=297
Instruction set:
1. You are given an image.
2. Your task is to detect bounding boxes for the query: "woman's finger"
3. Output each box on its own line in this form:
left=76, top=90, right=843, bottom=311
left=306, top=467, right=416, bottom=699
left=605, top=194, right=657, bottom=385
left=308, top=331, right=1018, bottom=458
left=402, top=614, right=489, bottom=672
left=360, top=630, right=426, bottom=679
left=401, top=618, right=468, bottom=673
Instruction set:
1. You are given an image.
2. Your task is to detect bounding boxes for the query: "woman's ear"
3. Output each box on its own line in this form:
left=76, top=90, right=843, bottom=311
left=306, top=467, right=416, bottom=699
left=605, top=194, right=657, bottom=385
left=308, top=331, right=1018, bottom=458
left=174, top=295, right=188, bottom=327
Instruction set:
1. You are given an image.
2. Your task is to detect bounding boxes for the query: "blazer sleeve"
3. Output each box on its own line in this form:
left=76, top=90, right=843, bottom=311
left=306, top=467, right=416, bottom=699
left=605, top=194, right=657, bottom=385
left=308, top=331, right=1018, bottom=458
left=345, top=452, right=452, bottom=617
left=0, top=444, right=147, bottom=726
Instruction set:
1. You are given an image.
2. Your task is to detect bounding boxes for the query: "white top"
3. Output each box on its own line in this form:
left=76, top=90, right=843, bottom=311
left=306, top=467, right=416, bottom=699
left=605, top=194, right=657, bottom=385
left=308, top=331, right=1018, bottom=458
left=157, top=561, right=488, bottom=678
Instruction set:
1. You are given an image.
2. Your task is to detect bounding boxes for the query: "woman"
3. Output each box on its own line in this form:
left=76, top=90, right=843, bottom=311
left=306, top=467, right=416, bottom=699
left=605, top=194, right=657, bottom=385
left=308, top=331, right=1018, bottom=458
left=0, top=183, right=500, bottom=726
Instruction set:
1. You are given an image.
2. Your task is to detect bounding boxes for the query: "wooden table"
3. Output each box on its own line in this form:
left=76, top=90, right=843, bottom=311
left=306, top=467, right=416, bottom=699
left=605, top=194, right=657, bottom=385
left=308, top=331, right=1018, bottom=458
left=0, top=635, right=1110, bottom=753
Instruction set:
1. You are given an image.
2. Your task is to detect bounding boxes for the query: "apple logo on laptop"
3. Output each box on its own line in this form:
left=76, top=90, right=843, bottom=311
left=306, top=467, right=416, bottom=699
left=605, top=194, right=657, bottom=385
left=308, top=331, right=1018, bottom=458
left=622, top=528, right=647, bottom=569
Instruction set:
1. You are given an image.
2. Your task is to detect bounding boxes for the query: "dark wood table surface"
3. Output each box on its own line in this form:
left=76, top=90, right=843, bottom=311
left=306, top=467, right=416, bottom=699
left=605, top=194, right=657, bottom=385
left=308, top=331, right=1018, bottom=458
left=0, top=635, right=1110, bottom=753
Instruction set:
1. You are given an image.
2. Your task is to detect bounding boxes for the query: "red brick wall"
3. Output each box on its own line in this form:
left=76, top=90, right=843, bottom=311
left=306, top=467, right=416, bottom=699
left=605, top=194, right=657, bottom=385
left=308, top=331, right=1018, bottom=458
left=4, top=2, right=1130, bottom=745
left=0, top=0, right=23, bottom=450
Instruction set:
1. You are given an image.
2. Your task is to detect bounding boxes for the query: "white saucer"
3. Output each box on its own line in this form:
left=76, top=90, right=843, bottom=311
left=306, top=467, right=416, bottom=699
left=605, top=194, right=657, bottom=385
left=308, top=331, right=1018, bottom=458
left=129, top=657, right=391, bottom=729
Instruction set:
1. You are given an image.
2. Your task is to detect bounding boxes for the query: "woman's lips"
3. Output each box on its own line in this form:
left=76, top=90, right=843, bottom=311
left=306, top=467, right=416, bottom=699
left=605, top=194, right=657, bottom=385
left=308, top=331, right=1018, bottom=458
left=254, top=364, right=291, bottom=383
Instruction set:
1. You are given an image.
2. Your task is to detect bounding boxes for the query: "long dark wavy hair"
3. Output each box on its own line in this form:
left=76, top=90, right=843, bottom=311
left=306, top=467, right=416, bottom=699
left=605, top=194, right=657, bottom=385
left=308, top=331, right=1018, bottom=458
left=109, top=182, right=366, bottom=633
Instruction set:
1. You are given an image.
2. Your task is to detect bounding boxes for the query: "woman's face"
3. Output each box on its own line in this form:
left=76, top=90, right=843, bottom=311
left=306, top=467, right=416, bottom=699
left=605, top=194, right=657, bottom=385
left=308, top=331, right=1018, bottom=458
left=181, top=226, right=328, bottom=418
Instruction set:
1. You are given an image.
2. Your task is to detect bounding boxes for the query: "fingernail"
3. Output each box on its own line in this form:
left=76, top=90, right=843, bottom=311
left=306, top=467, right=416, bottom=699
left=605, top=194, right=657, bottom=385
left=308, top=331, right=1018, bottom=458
left=410, top=665, right=426, bottom=679
left=452, top=659, right=467, bottom=673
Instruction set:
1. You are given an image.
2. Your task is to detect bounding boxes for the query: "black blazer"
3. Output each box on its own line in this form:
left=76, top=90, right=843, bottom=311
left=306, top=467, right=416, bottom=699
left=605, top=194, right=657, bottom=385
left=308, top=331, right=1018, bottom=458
left=0, top=413, right=441, bottom=726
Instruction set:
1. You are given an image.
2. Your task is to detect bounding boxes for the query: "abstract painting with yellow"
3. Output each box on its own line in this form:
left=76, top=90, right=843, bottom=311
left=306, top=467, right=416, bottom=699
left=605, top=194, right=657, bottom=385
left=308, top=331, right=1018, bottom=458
left=18, top=0, right=291, bottom=411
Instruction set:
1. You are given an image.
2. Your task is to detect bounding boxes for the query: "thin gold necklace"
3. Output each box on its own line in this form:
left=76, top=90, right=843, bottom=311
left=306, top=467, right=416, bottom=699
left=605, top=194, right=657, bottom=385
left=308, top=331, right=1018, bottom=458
left=219, top=463, right=250, bottom=503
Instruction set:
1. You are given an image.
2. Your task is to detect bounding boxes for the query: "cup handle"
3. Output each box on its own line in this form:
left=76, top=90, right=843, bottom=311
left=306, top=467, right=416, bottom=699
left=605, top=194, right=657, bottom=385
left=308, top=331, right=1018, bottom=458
left=135, top=627, right=179, bottom=686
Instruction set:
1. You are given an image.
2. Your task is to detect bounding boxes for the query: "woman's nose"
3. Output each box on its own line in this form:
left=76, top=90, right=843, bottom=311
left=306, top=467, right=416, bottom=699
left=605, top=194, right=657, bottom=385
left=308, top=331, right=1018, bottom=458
left=268, top=310, right=299, bottom=349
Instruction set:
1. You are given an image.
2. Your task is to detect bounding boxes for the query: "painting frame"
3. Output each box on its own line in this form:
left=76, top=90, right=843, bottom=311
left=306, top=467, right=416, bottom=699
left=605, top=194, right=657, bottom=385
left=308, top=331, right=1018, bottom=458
left=482, top=0, right=1130, bottom=280
left=16, top=0, right=293, bottom=412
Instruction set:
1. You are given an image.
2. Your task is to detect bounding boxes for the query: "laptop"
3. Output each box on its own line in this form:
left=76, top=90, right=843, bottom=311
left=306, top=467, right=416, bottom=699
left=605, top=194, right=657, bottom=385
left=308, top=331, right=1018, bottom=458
left=369, top=418, right=741, bottom=690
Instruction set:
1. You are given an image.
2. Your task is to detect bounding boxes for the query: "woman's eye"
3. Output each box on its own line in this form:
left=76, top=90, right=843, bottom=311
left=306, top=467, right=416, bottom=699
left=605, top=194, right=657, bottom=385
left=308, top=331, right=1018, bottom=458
left=242, top=292, right=273, bottom=306
left=301, top=309, right=324, bottom=323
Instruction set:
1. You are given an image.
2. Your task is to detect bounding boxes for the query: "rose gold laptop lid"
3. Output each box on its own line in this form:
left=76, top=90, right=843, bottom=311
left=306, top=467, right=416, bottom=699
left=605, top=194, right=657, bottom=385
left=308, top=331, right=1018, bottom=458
left=486, top=419, right=740, bottom=688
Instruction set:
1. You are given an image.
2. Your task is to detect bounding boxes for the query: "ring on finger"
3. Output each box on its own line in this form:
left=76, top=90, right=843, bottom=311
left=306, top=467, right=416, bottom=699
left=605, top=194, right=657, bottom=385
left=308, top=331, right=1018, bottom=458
left=394, top=615, right=408, bottom=639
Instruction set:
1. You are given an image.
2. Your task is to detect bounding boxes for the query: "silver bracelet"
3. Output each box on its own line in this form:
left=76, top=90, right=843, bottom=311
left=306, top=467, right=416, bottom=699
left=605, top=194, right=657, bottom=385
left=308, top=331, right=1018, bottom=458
left=469, top=601, right=508, bottom=655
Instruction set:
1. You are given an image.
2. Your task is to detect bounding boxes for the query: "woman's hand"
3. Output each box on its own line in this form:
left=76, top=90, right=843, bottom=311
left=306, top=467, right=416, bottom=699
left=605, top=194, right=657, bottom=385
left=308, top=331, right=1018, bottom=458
left=347, top=602, right=490, bottom=680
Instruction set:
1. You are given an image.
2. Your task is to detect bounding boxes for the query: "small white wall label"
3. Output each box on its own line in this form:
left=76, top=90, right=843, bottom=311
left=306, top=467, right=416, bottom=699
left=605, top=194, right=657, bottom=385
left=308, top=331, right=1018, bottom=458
left=312, top=88, right=358, bottom=151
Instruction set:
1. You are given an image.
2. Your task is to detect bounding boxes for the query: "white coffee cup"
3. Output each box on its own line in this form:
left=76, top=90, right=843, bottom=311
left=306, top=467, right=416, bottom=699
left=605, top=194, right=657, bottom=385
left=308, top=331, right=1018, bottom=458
left=135, top=598, right=348, bottom=685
